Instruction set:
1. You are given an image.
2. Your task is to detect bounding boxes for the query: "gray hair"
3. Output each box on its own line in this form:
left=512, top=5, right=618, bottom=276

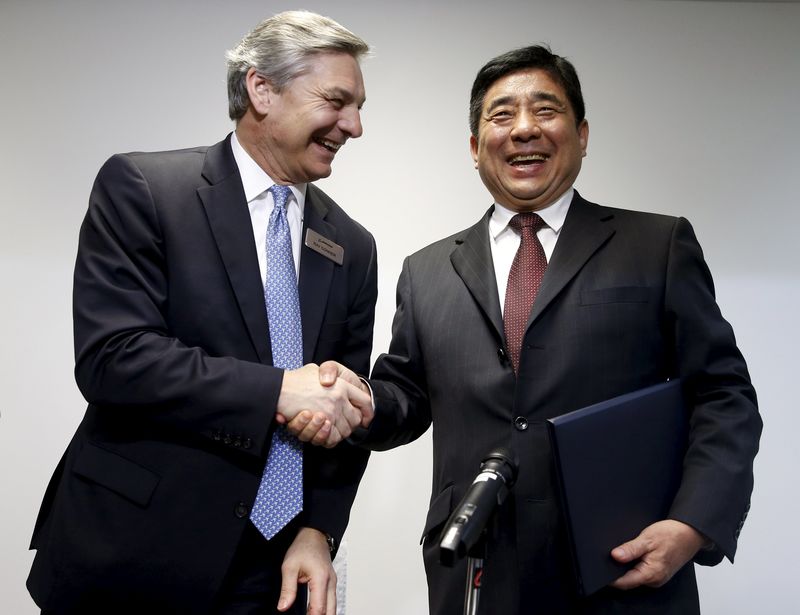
left=225, top=10, right=370, bottom=121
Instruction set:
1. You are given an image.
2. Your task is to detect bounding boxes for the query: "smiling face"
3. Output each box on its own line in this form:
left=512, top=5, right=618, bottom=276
left=244, top=51, right=365, bottom=183
left=470, top=68, right=588, bottom=212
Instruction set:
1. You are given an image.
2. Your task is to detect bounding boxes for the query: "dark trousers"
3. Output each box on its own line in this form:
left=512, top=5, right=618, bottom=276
left=39, top=523, right=307, bottom=615
left=213, top=521, right=307, bottom=615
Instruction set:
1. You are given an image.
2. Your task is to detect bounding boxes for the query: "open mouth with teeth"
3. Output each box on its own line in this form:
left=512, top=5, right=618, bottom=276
left=314, top=138, right=342, bottom=154
left=509, top=153, right=549, bottom=166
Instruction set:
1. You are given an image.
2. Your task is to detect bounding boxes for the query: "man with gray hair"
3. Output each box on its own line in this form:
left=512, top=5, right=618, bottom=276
left=27, top=11, right=376, bottom=614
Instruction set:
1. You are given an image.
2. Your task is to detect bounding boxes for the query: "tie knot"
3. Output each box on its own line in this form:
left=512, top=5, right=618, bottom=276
left=270, top=184, right=292, bottom=210
left=509, top=212, right=546, bottom=234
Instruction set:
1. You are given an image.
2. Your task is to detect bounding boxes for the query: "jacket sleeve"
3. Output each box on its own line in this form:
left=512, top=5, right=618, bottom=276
left=73, top=154, right=281, bottom=457
left=664, top=217, right=762, bottom=565
left=352, top=256, right=434, bottom=451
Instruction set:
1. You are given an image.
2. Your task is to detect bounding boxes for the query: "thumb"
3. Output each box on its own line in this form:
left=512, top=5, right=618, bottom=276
left=277, top=566, right=298, bottom=612
left=318, top=360, right=341, bottom=387
left=611, top=535, right=647, bottom=563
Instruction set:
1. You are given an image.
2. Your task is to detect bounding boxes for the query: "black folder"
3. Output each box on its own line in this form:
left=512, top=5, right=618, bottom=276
left=546, top=380, right=688, bottom=596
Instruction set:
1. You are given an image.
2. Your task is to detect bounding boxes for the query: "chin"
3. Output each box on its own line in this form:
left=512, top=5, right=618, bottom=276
left=309, top=162, right=333, bottom=181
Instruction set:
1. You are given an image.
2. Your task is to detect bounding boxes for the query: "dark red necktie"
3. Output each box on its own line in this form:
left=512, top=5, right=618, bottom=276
left=504, top=213, right=547, bottom=374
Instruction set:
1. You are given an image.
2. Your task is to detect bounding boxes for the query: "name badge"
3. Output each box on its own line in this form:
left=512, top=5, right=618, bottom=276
left=304, top=228, right=344, bottom=265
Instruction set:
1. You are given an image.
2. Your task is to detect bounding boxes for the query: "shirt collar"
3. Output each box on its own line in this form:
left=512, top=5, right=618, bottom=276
left=489, top=187, right=574, bottom=240
left=230, top=131, right=307, bottom=207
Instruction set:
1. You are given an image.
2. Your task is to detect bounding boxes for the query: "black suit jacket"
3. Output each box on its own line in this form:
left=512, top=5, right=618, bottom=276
left=27, top=135, right=377, bottom=613
left=357, top=193, right=761, bottom=615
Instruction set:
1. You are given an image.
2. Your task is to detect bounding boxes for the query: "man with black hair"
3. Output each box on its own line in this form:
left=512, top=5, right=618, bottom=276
left=314, top=45, right=761, bottom=614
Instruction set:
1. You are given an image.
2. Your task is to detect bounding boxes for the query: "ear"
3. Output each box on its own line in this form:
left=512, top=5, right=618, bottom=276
left=469, top=134, right=479, bottom=169
left=245, top=67, right=274, bottom=116
left=578, top=119, right=589, bottom=157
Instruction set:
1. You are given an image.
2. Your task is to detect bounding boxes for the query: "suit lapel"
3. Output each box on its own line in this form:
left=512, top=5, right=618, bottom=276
left=298, top=185, right=336, bottom=363
left=450, top=208, right=505, bottom=342
left=528, top=192, right=616, bottom=326
left=198, top=136, right=272, bottom=364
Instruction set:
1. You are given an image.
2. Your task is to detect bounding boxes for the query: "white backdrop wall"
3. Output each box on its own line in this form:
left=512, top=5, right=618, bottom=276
left=2, top=1, right=798, bottom=613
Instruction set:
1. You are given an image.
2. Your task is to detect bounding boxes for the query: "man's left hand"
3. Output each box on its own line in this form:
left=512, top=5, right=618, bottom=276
left=610, top=519, right=708, bottom=590
left=278, top=527, right=336, bottom=614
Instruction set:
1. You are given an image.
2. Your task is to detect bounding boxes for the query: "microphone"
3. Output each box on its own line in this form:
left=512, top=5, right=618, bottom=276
left=439, top=448, right=519, bottom=566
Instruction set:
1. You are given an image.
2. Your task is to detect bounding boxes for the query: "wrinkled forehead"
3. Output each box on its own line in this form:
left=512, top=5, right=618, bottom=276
left=483, top=67, right=568, bottom=109
left=288, top=51, right=366, bottom=102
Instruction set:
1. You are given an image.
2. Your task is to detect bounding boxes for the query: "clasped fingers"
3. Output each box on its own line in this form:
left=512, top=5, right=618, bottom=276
left=278, top=364, right=374, bottom=446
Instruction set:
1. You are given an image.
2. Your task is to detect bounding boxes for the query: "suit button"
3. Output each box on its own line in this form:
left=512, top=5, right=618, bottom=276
left=497, top=348, right=508, bottom=366
left=223, top=433, right=232, bottom=445
left=242, top=438, right=253, bottom=450
left=212, top=430, right=222, bottom=441
left=233, top=437, right=242, bottom=448
left=514, top=416, right=528, bottom=431
left=234, top=502, right=250, bottom=518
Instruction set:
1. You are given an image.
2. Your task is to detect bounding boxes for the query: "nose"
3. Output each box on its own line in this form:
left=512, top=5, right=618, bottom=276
left=339, top=105, right=363, bottom=139
left=510, top=110, right=541, bottom=140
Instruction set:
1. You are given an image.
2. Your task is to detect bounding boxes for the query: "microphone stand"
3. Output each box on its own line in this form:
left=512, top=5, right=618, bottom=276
left=462, top=531, right=486, bottom=615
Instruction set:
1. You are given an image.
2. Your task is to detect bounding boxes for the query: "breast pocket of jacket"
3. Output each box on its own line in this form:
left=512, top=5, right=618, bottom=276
left=574, top=286, right=658, bottom=362
left=579, top=286, right=651, bottom=306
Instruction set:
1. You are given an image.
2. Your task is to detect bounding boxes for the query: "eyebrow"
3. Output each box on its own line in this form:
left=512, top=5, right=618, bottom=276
left=484, top=90, right=566, bottom=114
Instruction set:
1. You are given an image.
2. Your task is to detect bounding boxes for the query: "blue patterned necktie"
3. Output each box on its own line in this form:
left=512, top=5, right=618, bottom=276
left=250, top=184, right=304, bottom=540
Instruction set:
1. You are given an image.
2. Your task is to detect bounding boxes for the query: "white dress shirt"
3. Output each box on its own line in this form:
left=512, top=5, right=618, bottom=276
left=489, top=188, right=573, bottom=316
left=230, top=132, right=306, bottom=286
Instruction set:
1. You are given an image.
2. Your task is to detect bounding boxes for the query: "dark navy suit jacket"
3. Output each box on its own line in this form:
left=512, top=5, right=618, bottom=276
left=28, top=134, right=378, bottom=613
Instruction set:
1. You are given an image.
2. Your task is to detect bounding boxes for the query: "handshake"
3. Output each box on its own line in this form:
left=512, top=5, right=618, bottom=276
left=275, top=361, right=372, bottom=448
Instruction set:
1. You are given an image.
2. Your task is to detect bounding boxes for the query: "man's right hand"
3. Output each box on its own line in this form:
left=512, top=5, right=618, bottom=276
left=276, top=364, right=371, bottom=447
